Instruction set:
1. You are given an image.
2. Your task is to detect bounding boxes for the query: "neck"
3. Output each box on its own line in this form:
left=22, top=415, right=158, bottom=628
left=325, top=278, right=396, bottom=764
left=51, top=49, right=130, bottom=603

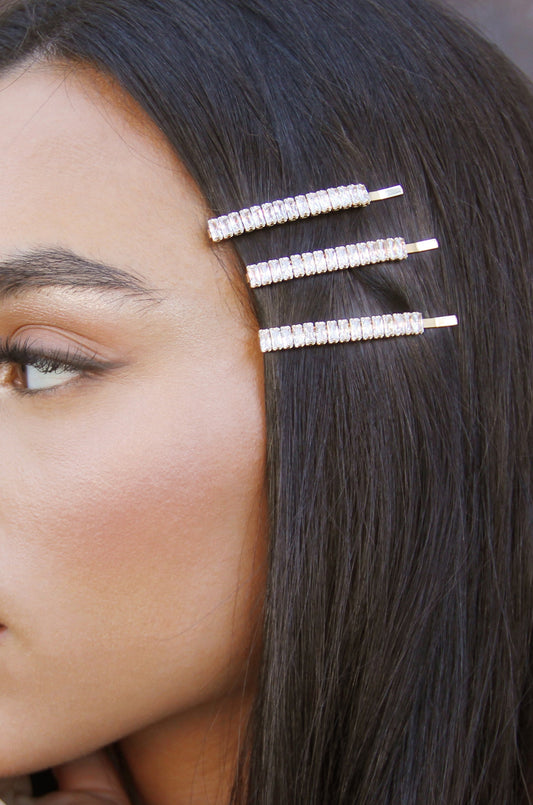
left=117, top=692, right=253, bottom=805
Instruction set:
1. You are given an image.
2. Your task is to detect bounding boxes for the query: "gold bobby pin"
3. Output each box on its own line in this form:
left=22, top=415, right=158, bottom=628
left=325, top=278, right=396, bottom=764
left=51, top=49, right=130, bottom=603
left=207, top=183, right=404, bottom=242
left=246, top=237, right=438, bottom=288
left=259, top=312, right=458, bottom=352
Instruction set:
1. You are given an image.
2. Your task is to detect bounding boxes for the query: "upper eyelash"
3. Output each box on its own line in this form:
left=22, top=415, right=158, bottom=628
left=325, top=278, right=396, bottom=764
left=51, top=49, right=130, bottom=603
left=0, top=336, right=107, bottom=393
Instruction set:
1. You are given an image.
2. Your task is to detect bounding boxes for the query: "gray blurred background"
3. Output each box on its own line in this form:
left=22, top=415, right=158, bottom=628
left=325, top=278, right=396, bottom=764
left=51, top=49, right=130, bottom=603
left=442, top=0, right=533, bottom=79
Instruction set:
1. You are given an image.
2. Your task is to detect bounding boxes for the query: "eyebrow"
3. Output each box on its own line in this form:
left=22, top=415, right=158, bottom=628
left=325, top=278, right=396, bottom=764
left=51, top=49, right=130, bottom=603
left=0, top=247, right=163, bottom=306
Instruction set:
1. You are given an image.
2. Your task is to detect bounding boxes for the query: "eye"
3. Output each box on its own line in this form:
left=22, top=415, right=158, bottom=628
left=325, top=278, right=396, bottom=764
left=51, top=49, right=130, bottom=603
left=0, top=337, right=108, bottom=395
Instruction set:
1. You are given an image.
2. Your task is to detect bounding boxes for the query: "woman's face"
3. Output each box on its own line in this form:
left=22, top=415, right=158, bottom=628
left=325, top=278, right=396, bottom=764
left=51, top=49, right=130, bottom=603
left=0, top=60, right=266, bottom=774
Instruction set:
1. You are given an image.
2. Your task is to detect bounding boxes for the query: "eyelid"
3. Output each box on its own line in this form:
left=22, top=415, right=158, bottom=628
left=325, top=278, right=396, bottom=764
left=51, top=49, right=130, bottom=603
left=10, top=323, right=118, bottom=361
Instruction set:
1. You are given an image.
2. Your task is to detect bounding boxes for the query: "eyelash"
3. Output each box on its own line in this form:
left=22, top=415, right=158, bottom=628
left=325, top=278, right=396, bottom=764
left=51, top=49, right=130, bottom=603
left=0, top=336, right=107, bottom=396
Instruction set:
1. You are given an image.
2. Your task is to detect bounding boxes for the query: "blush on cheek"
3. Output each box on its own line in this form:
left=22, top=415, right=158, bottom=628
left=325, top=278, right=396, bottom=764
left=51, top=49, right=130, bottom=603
left=6, top=365, right=266, bottom=645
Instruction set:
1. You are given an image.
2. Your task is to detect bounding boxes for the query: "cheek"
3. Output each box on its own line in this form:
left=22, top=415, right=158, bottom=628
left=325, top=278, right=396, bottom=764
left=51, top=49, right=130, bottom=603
left=0, top=356, right=267, bottom=771
left=2, top=361, right=266, bottom=666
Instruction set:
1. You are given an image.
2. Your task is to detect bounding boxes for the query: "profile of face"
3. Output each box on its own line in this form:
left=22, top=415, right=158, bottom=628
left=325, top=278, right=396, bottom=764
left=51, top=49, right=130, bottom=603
left=0, top=59, right=267, bottom=779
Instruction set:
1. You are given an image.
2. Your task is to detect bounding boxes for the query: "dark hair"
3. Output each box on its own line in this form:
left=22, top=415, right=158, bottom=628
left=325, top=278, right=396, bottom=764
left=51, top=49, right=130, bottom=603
left=1, top=0, right=532, bottom=801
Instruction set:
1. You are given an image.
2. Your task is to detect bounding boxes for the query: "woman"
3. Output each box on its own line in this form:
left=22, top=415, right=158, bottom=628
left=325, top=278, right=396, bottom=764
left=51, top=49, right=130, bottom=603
left=0, top=0, right=531, bottom=802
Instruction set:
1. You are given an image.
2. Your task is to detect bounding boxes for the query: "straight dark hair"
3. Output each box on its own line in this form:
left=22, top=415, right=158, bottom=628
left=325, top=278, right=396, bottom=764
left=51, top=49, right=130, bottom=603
left=0, top=0, right=532, bottom=802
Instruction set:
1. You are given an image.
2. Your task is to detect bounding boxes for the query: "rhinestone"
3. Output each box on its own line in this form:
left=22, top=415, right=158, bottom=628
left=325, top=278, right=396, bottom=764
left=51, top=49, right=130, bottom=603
left=313, top=250, right=328, bottom=273
left=402, top=313, right=415, bottom=335
left=272, top=200, right=289, bottom=224
left=338, top=186, right=352, bottom=208
left=374, top=239, right=387, bottom=262
left=295, top=195, right=311, bottom=217
left=338, top=319, right=351, bottom=342
left=291, top=254, right=306, bottom=278
left=361, top=317, right=373, bottom=340
left=258, top=262, right=272, bottom=285
left=306, top=192, right=322, bottom=216
left=372, top=316, right=385, bottom=338
left=259, top=329, right=272, bottom=352
left=250, top=205, right=266, bottom=229
left=366, top=240, right=379, bottom=264
left=208, top=218, right=222, bottom=242
left=412, top=312, right=424, bottom=334
left=228, top=211, right=244, bottom=236
left=358, top=242, right=371, bottom=265
left=279, top=257, right=293, bottom=280
left=357, top=184, right=371, bottom=205
left=303, top=322, right=316, bottom=346
left=247, top=265, right=260, bottom=287
left=368, top=240, right=387, bottom=263
left=392, top=313, right=406, bottom=335
left=327, top=320, right=340, bottom=343
left=315, top=322, right=328, bottom=344
left=292, top=324, right=306, bottom=348
left=280, top=326, right=294, bottom=349
left=349, top=318, right=362, bottom=340
left=347, top=185, right=361, bottom=206
left=327, top=187, right=343, bottom=210
left=324, top=248, right=339, bottom=271
left=284, top=197, right=299, bottom=220
left=239, top=209, right=254, bottom=232
left=335, top=246, right=349, bottom=269
left=369, top=241, right=381, bottom=263
left=218, top=215, right=233, bottom=240
left=385, top=238, right=396, bottom=260
left=348, top=184, right=368, bottom=207
left=261, top=202, right=276, bottom=226
left=394, top=237, right=407, bottom=259
left=269, top=259, right=283, bottom=283
left=302, top=252, right=317, bottom=276
left=383, top=314, right=395, bottom=337
left=316, top=189, right=332, bottom=213
left=270, top=328, right=283, bottom=350
left=346, top=244, right=361, bottom=267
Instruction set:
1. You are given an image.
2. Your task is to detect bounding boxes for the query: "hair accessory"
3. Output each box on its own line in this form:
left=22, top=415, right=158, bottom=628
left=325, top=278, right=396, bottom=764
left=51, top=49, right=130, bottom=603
left=247, top=237, right=438, bottom=288
left=207, top=183, right=404, bottom=242
left=259, top=313, right=458, bottom=352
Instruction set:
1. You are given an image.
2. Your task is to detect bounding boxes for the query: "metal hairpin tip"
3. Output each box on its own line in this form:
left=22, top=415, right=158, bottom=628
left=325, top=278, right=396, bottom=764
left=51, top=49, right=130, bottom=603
left=367, top=185, right=404, bottom=202
left=406, top=238, right=439, bottom=253
left=422, top=315, right=458, bottom=329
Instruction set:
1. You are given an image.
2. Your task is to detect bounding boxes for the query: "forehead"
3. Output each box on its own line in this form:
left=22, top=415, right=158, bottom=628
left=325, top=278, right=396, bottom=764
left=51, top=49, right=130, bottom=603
left=0, top=60, right=218, bottom=299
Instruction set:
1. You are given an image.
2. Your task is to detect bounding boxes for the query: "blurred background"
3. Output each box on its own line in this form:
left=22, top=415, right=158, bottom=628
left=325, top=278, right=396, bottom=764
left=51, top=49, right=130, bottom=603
left=442, top=0, right=533, bottom=79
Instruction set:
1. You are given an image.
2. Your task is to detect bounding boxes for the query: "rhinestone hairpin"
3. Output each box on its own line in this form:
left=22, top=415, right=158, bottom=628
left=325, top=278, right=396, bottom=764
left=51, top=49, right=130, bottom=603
left=207, top=183, right=403, bottom=242
left=246, top=237, right=438, bottom=288
left=259, top=313, right=458, bottom=352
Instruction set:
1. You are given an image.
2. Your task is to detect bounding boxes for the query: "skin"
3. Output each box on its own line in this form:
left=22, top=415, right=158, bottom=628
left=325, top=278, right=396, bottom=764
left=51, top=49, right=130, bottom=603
left=0, top=59, right=267, bottom=804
